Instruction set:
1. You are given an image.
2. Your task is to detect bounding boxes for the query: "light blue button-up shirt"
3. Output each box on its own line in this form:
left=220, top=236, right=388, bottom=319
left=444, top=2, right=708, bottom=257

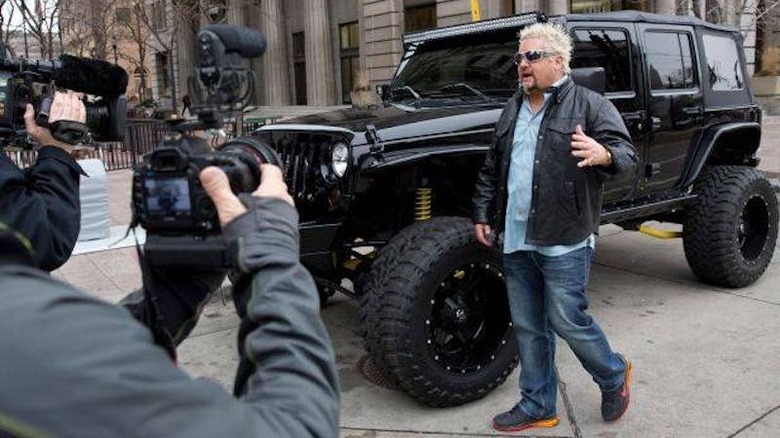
left=503, top=77, right=594, bottom=256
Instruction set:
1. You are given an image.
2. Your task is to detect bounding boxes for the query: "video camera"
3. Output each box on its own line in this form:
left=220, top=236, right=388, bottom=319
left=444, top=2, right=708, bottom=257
left=0, top=45, right=128, bottom=147
left=131, top=24, right=281, bottom=268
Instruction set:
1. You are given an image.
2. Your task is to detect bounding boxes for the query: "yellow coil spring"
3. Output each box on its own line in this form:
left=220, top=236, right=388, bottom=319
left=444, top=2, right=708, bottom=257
left=415, top=187, right=433, bottom=222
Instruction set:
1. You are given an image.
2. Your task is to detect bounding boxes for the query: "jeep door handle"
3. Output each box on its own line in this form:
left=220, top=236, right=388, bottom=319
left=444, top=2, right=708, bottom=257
left=651, top=116, right=662, bottom=129
left=681, top=106, right=704, bottom=116
left=622, top=111, right=647, bottom=131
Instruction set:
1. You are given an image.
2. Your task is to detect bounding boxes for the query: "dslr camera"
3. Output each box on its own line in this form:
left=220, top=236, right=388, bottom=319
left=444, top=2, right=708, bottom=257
left=0, top=44, right=128, bottom=147
left=132, top=24, right=280, bottom=268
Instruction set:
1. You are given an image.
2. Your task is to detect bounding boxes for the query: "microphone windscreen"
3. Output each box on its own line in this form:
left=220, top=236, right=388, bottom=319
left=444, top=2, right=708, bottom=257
left=201, top=24, right=267, bottom=58
left=54, top=55, right=128, bottom=96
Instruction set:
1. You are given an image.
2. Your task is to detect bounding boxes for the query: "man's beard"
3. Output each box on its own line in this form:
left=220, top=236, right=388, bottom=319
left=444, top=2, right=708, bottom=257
left=519, top=78, right=539, bottom=95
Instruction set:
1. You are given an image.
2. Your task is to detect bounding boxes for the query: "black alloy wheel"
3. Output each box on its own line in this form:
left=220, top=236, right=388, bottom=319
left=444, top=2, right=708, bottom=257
left=428, top=261, right=511, bottom=374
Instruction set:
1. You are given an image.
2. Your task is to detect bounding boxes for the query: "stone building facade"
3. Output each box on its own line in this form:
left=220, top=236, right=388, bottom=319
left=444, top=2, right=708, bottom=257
left=150, top=0, right=762, bottom=107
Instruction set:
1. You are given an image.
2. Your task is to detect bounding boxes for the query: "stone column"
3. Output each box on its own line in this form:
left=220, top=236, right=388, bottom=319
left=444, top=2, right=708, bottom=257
left=516, top=0, right=543, bottom=12
left=176, top=24, right=197, bottom=108
left=546, top=0, right=568, bottom=15
left=437, top=0, right=472, bottom=27
left=226, top=0, right=244, bottom=25
left=362, top=0, right=403, bottom=89
left=305, top=0, right=337, bottom=105
left=654, top=0, right=677, bottom=14
left=261, top=0, right=291, bottom=105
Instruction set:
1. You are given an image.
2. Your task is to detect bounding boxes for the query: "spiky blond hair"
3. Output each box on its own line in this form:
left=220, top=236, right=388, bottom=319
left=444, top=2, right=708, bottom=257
left=518, top=23, right=572, bottom=74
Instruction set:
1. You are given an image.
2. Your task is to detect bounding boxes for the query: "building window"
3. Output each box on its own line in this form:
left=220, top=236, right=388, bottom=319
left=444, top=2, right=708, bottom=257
left=340, top=21, right=360, bottom=103
left=293, top=32, right=307, bottom=105
left=155, top=51, right=170, bottom=96
left=116, top=7, right=131, bottom=23
left=570, top=0, right=649, bottom=13
left=405, top=3, right=437, bottom=32
left=571, top=28, right=632, bottom=93
left=645, top=31, right=697, bottom=90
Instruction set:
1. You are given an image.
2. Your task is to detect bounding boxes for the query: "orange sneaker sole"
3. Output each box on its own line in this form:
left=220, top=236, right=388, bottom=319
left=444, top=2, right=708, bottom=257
left=492, top=416, right=560, bottom=432
left=606, top=358, right=633, bottom=423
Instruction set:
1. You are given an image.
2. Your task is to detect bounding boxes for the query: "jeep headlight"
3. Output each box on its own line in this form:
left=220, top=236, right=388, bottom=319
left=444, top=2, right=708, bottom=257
left=331, top=142, right=349, bottom=178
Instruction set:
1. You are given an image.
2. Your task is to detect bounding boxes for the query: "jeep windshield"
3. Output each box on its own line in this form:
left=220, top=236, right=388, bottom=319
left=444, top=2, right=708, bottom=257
left=390, top=34, right=518, bottom=105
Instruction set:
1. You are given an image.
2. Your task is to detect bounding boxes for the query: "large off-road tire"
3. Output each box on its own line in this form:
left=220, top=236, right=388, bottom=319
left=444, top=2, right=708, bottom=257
left=683, top=166, right=778, bottom=288
left=358, top=224, right=421, bottom=380
left=362, top=216, right=518, bottom=407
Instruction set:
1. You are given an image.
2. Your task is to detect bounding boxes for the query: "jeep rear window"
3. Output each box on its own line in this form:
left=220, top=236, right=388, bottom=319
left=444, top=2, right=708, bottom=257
left=392, top=39, right=518, bottom=98
left=645, top=31, right=697, bottom=90
left=702, top=33, right=744, bottom=91
left=571, top=29, right=632, bottom=93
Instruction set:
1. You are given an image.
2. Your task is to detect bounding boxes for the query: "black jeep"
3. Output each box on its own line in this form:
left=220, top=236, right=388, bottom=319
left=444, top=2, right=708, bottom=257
left=251, top=11, right=778, bottom=407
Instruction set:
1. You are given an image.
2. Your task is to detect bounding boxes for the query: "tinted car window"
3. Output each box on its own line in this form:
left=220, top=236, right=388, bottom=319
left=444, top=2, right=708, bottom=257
left=571, top=28, right=632, bottom=93
left=645, top=31, right=697, bottom=90
left=393, top=40, right=518, bottom=98
left=702, top=33, right=744, bottom=91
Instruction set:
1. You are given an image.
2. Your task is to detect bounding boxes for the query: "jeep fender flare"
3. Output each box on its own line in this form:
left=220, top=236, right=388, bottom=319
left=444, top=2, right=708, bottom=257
left=680, top=122, right=761, bottom=188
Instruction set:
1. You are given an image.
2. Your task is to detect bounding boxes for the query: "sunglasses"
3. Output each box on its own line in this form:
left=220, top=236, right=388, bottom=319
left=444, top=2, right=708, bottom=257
left=513, top=50, right=558, bottom=65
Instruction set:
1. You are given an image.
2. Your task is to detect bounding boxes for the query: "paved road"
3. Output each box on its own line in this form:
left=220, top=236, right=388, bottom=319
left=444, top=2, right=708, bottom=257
left=171, top=225, right=780, bottom=438
left=50, top=117, right=780, bottom=437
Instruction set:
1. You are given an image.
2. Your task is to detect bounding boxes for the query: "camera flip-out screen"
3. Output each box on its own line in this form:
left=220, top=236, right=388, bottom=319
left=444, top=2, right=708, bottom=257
left=144, top=177, right=192, bottom=216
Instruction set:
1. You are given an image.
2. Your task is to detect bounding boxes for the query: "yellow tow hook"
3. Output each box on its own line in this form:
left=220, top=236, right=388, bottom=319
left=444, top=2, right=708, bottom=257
left=638, top=224, right=682, bottom=239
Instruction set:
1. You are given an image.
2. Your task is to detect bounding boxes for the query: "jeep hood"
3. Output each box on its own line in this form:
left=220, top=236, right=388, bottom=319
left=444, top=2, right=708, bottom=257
left=270, top=103, right=504, bottom=146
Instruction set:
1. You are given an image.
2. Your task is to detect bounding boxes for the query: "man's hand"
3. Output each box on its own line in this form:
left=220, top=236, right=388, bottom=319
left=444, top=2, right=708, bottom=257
left=24, top=90, right=87, bottom=152
left=475, top=223, right=493, bottom=247
left=199, top=165, right=293, bottom=228
left=570, top=124, right=612, bottom=168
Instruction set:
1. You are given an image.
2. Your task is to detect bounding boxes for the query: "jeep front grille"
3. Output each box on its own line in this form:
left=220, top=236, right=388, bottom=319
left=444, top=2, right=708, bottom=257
left=252, top=130, right=347, bottom=214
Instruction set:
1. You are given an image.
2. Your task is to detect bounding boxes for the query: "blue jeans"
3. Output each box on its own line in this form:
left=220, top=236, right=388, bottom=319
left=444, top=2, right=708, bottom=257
left=503, top=247, right=626, bottom=419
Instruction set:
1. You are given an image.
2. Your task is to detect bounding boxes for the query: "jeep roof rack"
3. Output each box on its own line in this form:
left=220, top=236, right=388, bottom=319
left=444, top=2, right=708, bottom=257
left=565, top=10, right=739, bottom=33
left=402, top=11, right=547, bottom=49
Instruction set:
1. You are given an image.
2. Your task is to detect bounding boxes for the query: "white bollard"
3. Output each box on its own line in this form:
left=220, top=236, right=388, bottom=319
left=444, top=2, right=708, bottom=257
left=76, top=159, right=110, bottom=241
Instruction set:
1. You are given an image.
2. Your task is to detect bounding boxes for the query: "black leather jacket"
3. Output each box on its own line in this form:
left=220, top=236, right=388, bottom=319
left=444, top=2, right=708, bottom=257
left=473, top=77, right=638, bottom=246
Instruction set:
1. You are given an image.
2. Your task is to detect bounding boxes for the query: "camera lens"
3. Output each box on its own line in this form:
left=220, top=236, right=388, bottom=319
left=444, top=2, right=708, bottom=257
left=220, top=137, right=281, bottom=168
left=216, top=137, right=282, bottom=193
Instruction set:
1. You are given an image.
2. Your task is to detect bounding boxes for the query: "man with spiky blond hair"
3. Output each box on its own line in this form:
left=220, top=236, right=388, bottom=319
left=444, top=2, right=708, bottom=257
left=473, top=22, right=638, bottom=432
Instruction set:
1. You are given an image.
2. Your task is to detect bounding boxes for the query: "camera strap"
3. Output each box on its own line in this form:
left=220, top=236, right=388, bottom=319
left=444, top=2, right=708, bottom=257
left=132, top=228, right=178, bottom=362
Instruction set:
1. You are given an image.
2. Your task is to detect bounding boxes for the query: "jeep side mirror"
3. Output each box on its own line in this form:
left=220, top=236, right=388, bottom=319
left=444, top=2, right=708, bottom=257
left=571, top=67, right=606, bottom=95
left=376, top=84, right=391, bottom=102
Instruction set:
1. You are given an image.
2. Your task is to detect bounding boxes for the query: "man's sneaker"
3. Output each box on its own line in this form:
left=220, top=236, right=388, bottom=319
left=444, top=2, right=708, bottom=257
left=492, top=404, right=559, bottom=432
left=601, top=356, right=633, bottom=422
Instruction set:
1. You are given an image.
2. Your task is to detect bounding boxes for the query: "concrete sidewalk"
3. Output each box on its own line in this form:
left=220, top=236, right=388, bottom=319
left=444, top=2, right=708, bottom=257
left=52, top=117, right=780, bottom=437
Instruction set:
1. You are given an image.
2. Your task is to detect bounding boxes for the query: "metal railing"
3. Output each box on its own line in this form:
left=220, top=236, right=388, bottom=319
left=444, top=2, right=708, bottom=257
left=4, top=119, right=168, bottom=171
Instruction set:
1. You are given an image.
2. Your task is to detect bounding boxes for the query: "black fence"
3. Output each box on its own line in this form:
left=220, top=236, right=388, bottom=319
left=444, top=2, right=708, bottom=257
left=4, top=119, right=168, bottom=171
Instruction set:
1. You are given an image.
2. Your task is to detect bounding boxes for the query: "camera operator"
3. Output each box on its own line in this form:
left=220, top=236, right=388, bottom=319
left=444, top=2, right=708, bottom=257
left=0, top=164, right=340, bottom=437
left=0, top=90, right=87, bottom=271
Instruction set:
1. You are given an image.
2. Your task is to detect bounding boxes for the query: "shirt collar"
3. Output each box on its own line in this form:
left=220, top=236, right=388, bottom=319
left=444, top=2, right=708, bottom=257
left=544, top=75, right=569, bottom=96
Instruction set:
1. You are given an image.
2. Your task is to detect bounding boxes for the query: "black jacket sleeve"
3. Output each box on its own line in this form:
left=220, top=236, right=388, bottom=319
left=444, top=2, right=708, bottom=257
left=0, top=146, right=84, bottom=271
left=224, top=195, right=341, bottom=434
left=472, top=135, right=500, bottom=225
left=590, top=98, right=638, bottom=179
left=472, top=96, right=516, bottom=226
left=0, top=197, right=340, bottom=438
